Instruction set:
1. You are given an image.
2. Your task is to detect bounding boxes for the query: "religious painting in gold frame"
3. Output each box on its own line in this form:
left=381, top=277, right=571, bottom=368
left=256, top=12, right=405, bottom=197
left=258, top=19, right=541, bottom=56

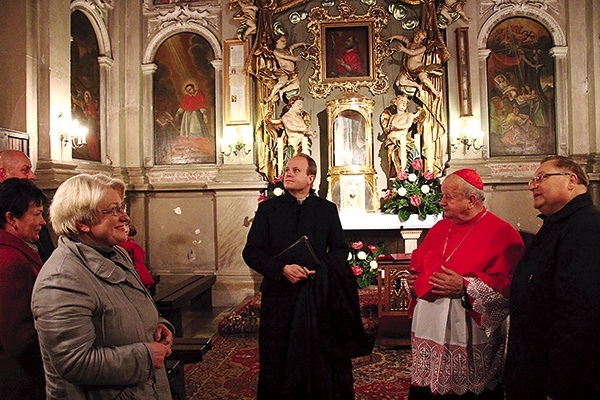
left=305, top=0, right=390, bottom=98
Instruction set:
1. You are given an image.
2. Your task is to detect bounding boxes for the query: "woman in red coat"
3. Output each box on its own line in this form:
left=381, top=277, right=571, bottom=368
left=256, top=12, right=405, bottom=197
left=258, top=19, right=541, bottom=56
left=119, top=223, right=155, bottom=289
left=0, top=178, right=48, bottom=399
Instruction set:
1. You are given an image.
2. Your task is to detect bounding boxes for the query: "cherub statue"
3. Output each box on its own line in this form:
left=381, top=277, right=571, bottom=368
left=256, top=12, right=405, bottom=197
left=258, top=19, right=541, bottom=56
left=438, top=0, right=471, bottom=24
left=233, top=0, right=258, bottom=41
left=380, top=94, right=425, bottom=177
left=264, top=35, right=308, bottom=104
left=280, top=96, right=315, bottom=154
left=388, top=29, right=443, bottom=98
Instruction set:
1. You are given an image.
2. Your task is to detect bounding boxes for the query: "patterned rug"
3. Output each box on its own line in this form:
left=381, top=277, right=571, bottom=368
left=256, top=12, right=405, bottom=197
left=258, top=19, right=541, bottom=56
left=184, top=334, right=412, bottom=399
left=217, top=288, right=380, bottom=336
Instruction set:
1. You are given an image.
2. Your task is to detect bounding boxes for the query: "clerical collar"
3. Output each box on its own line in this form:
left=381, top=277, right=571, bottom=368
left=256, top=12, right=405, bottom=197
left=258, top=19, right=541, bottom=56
left=296, top=194, right=310, bottom=204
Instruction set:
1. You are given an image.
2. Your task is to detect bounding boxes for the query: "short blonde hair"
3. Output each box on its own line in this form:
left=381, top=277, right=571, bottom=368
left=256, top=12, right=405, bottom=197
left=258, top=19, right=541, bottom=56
left=50, top=173, right=126, bottom=238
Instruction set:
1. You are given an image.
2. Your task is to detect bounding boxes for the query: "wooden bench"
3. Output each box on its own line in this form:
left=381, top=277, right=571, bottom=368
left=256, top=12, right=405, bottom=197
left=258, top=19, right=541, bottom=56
left=153, top=275, right=216, bottom=336
left=166, top=337, right=212, bottom=399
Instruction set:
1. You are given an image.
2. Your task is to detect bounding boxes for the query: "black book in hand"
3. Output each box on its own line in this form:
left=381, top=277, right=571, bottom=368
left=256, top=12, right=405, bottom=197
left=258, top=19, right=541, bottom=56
left=274, top=235, right=319, bottom=265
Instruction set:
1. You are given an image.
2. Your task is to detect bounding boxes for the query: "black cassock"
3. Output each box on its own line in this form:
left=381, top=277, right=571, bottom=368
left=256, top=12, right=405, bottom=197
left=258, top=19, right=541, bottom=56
left=243, top=192, right=374, bottom=400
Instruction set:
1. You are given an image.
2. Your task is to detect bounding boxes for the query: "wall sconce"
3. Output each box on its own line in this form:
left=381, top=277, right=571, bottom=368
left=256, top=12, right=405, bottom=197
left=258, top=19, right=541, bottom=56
left=221, top=125, right=252, bottom=156
left=58, top=113, right=88, bottom=149
left=451, top=121, right=483, bottom=154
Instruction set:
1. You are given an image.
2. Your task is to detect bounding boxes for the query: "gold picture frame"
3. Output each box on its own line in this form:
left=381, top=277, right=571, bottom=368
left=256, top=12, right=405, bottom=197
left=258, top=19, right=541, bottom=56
left=456, top=27, right=472, bottom=117
left=305, top=0, right=390, bottom=98
left=224, top=39, right=251, bottom=125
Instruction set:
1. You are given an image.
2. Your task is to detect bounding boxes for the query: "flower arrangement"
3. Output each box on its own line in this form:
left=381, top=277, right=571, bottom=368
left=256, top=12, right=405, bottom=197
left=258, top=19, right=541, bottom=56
left=381, top=153, right=443, bottom=221
left=348, top=241, right=384, bottom=289
left=258, top=175, right=285, bottom=202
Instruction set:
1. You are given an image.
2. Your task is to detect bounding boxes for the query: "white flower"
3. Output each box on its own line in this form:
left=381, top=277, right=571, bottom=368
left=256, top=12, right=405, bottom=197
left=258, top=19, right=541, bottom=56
left=369, top=260, right=378, bottom=270
left=357, top=251, right=367, bottom=260
left=398, top=187, right=407, bottom=197
left=421, top=184, right=430, bottom=194
left=273, top=187, right=284, bottom=196
left=347, top=252, right=352, bottom=261
left=408, top=173, right=417, bottom=182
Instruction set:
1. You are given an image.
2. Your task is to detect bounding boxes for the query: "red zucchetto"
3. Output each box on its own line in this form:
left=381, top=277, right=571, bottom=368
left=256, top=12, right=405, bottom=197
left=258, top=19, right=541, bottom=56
left=453, top=168, right=484, bottom=190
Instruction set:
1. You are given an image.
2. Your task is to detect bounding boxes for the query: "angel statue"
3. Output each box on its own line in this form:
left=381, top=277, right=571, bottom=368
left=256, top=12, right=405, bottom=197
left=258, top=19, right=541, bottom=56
left=232, top=0, right=258, bottom=41
left=388, top=29, right=443, bottom=98
left=280, top=96, right=315, bottom=155
left=264, top=35, right=308, bottom=104
left=380, top=94, right=425, bottom=178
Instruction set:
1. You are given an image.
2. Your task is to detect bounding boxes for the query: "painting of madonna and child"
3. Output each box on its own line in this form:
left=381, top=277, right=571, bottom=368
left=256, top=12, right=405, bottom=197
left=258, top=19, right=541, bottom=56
left=487, top=17, right=555, bottom=157
left=154, top=33, right=216, bottom=164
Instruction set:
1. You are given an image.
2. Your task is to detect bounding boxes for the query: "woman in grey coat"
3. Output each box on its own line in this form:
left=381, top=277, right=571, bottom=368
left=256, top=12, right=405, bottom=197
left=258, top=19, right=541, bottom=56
left=31, top=174, right=173, bottom=400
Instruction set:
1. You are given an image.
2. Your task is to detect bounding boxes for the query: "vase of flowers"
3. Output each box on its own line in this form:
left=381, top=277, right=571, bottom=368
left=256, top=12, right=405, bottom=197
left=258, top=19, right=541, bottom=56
left=381, top=153, right=443, bottom=222
left=348, top=241, right=384, bottom=289
left=257, top=175, right=285, bottom=202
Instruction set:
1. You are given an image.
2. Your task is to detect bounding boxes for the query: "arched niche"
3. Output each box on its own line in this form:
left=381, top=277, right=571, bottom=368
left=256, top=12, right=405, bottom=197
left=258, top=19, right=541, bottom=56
left=477, top=7, right=568, bottom=158
left=69, top=1, right=113, bottom=165
left=142, top=23, right=223, bottom=168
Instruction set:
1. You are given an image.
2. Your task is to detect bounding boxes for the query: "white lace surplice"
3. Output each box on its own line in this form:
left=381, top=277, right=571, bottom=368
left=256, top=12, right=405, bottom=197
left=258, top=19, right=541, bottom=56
left=411, top=278, right=508, bottom=395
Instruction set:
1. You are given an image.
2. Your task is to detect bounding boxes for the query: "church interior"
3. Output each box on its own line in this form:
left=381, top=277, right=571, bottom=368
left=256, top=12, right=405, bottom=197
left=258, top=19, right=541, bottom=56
left=0, top=0, right=599, bottom=348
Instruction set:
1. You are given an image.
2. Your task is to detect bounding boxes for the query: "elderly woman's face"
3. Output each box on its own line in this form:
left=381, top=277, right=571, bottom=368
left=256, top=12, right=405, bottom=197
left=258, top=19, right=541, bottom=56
left=10, top=202, right=46, bottom=244
left=83, top=188, right=130, bottom=247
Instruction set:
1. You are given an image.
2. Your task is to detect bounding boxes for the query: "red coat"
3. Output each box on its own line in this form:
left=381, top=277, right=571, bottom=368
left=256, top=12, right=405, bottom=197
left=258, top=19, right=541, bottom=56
left=0, top=230, right=45, bottom=399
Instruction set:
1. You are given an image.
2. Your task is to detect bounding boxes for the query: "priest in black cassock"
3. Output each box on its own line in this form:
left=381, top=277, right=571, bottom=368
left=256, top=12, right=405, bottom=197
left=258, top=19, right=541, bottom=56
left=243, top=154, right=373, bottom=400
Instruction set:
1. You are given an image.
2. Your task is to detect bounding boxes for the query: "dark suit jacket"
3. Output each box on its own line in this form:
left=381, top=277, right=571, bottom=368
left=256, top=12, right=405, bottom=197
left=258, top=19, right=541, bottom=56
left=505, top=193, right=600, bottom=399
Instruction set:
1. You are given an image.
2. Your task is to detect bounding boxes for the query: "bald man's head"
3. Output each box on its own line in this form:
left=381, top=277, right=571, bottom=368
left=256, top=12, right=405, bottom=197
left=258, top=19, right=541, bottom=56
left=0, top=150, right=36, bottom=182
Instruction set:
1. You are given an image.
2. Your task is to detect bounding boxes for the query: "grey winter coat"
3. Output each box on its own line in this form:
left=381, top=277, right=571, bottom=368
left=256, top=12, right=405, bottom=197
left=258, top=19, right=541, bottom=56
left=31, top=236, right=173, bottom=400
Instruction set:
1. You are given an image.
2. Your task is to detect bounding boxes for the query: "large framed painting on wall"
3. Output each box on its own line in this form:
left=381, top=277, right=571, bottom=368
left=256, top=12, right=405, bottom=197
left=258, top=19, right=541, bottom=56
left=71, top=10, right=101, bottom=162
left=487, top=17, right=555, bottom=157
left=154, top=33, right=216, bottom=164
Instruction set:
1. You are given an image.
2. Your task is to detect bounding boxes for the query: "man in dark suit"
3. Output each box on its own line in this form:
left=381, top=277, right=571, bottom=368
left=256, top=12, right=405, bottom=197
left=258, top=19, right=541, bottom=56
left=0, top=150, right=54, bottom=261
left=504, top=155, right=600, bottom=399
left=243, top=154, right=372, bottom=400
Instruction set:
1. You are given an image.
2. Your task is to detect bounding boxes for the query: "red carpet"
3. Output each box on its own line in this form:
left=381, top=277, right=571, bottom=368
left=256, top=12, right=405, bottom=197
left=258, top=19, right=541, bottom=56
left=184, top=334, right=411, bottom=399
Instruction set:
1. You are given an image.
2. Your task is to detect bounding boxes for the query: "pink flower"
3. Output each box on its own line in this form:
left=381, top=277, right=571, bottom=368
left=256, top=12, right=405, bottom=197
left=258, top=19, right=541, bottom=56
left=411, top=159, right=424, bottom=171
left=258, top=194, right=268, bottom=202
left=383, top=189, right=391, bottom=200
left=351, top=241, right=364, bottom=250
left=351, top=265, right=364, bottom=276
left=397, top=171, right=409, bottom=181
left=410, top=194, right=422, bottom=207
left=368, top=244, right=378, bottom=252
left=274, top=175, right=283, bottom=183
left=423, top=171, right=435, bottom=180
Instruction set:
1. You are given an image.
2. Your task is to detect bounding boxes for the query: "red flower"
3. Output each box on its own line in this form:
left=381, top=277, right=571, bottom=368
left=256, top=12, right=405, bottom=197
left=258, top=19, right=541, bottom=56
left=383, top=189, right=391, bottom=200
left=351, top=265, right=364, bottom=276
left=368, top=244, right=378, bottom=252
left=397, top=171, right=409, bottom=180
left=423, top=171, right=435, bottom=180
left=410, top=194, right=422, bottom=207
left=274, top=175, right=283, bottom=183
left=351, top=241, right=364, bottom=250
left=258, top=194, right=268, bottom=202
left=411, top=159, right=423, bottom=171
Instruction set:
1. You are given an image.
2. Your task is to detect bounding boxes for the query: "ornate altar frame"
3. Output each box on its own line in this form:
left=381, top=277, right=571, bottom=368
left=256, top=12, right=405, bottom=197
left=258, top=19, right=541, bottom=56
left=326, top=92, right=379, bottom=212
left=304, top=0, right=390, bottom=98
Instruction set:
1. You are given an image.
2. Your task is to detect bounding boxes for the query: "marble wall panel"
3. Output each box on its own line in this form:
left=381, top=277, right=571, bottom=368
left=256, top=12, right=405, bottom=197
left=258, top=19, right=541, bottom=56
left=146, top=191, right=216, bottom=274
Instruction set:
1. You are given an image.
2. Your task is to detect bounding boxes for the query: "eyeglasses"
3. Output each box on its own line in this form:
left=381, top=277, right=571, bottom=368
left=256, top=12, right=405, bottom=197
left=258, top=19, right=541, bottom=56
left=529, top=172, right=572, bottom=186
left=101, top=204, right=126, bottom=216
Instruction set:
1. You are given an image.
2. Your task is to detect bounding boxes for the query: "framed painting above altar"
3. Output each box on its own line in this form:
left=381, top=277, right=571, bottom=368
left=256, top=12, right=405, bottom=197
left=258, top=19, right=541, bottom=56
left=153, top=33, right=216, bottom=165
left=486, top=17, right=555, bottom=156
